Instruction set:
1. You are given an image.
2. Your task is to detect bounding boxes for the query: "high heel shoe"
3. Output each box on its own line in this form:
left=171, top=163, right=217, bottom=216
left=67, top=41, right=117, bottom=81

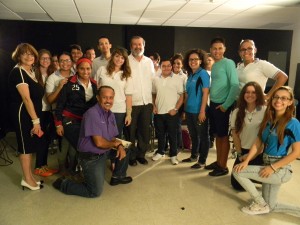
left=21, top=179, right=43, bottom=191
left=22, top=178, right=44, bottom=185
left=36, top=180, right=44, bottom=185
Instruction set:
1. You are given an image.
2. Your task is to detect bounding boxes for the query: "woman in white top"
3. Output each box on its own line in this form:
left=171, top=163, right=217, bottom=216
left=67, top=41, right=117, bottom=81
left=237, top=39, right=288, bottom=101
left=95, top=47, right=133, bottom=138
left=230, top=81, right=266, bottom=190
left=34, top=49, right=57, bottom=177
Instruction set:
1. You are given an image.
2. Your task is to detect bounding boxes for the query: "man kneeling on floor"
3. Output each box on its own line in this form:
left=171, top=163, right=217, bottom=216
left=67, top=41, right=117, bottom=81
left=53, top=85, right=132, bottom=197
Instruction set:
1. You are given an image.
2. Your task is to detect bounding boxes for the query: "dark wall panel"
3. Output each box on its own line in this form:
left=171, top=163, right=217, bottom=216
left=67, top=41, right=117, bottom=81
left=125, top=25, right=175, bottom=59
left=75, top=23, right=125, bottom=55
left=174, top=27, right=293, bottom=73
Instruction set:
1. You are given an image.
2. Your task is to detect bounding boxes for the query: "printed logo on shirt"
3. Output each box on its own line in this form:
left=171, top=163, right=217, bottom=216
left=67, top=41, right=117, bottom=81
left=72, top=84, right=80, bottom=91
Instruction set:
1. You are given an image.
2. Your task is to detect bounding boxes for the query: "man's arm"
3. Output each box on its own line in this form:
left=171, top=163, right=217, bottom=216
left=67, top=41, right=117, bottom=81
left=92, top=135, right=125, bottom=160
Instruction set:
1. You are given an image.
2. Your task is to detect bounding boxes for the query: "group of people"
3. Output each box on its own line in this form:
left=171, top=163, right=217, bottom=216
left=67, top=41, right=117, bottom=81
left=8, top=35, right=300, bottom=216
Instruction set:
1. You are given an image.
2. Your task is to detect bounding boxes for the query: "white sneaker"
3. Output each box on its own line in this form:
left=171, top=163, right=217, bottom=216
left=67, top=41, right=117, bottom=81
left=241, top=202, right=270, bottom=215
left=152, top=153, right=165, bottom=161
left=170, top=156, right=179, bottom=165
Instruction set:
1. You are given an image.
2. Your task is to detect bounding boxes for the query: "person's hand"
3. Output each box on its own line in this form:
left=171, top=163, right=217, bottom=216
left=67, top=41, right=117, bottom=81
left=125, top=115, right=131, bottom=126
left=198, top=111, right=206, bottom=123
left=56, top=125, right=64, bottom=136
left=259, top=166, right=274, bottom=178
left=58, top=78, right=68, bottom=89
left=168, top=109, right=177, bottom=116
left=153, top=106, right=158, bottom=114
left=31, top=124, right=43, bottom=137
left=116, top=145, right=126, bottom=160
left=233, top=161, right=249, bottom=173
left=216, top=105, right=226, bottom=112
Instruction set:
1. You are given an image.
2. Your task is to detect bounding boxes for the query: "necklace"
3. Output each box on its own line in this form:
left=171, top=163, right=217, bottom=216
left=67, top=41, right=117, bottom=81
left=246, top=110, right=255, bottom=123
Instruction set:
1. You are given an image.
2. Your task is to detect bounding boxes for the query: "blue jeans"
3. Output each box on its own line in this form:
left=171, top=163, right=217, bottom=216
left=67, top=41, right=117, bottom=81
left=186, top=112, right=209, bottom=164
left=233, top=154, right=300, bottom=216
left=60, top=149, right=131, bottom=198
left=156, top=113, right=179, bottom=157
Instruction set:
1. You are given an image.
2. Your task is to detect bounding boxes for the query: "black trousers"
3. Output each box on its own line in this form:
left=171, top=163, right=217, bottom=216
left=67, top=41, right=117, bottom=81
left=128, top=104, right=153, bottom=160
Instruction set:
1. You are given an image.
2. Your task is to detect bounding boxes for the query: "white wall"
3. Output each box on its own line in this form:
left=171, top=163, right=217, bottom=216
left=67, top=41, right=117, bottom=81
left=289, top=22, right=300, bottom=88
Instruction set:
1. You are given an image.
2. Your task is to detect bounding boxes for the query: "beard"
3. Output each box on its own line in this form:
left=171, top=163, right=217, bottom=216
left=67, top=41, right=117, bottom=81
left=131, top=48, right=144, bottom=57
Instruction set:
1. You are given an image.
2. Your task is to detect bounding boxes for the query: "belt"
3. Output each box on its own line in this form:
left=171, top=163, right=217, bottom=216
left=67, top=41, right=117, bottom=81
left=78, top=151, right=103, bottom=160
left=263, top=153, right=284, bottom=159
left=63, top=116, right=82, bottom=124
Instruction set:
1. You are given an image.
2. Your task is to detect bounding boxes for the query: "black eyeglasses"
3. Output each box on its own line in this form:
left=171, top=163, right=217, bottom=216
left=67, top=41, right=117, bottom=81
left=189, top=58, right=200, bottom=62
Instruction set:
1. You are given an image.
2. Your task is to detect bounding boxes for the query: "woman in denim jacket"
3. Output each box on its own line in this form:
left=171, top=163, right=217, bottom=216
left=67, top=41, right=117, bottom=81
left=233, top=86, right=300, bottom=216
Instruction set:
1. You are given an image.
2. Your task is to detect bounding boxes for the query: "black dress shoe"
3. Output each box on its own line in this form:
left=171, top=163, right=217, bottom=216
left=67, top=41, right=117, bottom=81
left=191, top=163, right=201, bottom=169
left=129, top=159, right=137, bottom=166
left=136, top=157, right=148, bottom=165
left=110, top=176, right=133, bottom=186
left=204, top=161, right=218, bottom=170
left=208, top=167, right=229, bottom=176
left=52, top=176, right=66, bottom=190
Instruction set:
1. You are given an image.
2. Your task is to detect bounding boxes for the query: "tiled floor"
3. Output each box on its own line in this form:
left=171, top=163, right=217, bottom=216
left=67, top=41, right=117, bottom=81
left=0, top=132, right=300, bottom=225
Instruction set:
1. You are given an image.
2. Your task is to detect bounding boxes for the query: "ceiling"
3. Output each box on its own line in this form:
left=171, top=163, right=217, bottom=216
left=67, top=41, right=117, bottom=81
left=1, top=0, right=300, bottom=30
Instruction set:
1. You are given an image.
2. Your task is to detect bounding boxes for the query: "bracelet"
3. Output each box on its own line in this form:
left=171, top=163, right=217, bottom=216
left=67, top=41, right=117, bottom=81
left=270, top=164, right=277, bottom=173
left=32, top=118, right=40, bottom=125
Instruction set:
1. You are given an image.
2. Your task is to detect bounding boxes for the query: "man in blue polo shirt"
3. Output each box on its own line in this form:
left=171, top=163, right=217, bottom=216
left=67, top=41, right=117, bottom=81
left=52, top=86, right=132, bottom=198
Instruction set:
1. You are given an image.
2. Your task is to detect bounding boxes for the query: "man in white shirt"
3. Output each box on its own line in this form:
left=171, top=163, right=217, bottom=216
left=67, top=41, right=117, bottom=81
left=91, top=36, right=112, bottom=78
left=152, top=59, right=184, bottom=165
left=128, top=36, right=155, bottom=166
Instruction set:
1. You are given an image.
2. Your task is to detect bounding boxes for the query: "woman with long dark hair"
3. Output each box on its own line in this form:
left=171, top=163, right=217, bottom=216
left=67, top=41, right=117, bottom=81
left=230, top=81, right=265, bottom=190
left=34, top=49, right=57, bottom=177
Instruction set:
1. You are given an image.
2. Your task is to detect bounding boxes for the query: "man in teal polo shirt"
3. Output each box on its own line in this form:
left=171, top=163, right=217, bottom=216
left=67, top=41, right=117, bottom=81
left=205, top=37, right=239, bottom=176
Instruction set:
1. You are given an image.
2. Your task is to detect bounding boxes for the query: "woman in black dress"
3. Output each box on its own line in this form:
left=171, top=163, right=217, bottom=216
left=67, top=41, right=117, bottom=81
left=9, top=43, right=44, bottom=190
